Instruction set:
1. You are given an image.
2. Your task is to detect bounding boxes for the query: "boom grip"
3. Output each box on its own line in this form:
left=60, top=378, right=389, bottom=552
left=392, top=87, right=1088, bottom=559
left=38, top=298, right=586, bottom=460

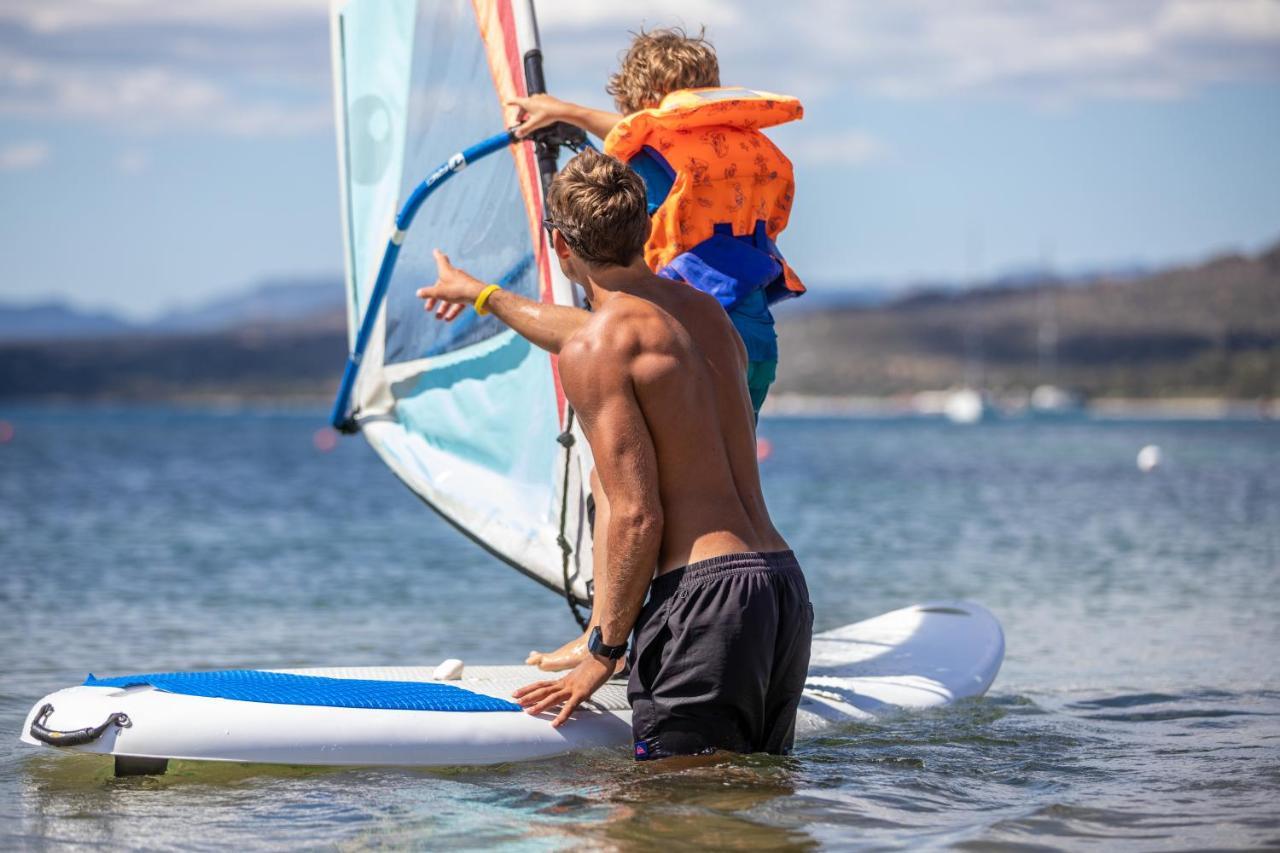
left=29, top=703, right=131, bottom=747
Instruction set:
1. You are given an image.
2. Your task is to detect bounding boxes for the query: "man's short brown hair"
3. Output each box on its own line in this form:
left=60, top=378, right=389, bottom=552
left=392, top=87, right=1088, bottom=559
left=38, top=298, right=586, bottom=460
left=546, top=148, right=650, bottom=268
left=607, top=27, right=720, bottom=115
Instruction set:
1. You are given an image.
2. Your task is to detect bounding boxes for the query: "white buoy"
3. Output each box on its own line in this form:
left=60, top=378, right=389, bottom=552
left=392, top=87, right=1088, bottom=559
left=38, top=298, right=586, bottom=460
left=943, top=388, right=985, bottom=424
left=432, top=659, right=465, bottom=680
left=1137, top=444, right=1161, bottom=472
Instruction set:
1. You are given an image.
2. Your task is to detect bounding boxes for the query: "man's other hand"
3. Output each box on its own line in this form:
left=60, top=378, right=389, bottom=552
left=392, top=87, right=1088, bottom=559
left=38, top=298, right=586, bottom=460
left=507, top=94, right=568, bottom=138
left=513, top=654, right=615, bottom=728
left=417, top=249, right=487, bottom=322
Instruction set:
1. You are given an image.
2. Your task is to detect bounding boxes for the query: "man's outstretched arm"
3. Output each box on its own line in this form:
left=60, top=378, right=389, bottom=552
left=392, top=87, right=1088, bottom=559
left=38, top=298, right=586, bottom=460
left=417, top=249, right=587, bottom=355
left=512, top=327, right=663, bottom=726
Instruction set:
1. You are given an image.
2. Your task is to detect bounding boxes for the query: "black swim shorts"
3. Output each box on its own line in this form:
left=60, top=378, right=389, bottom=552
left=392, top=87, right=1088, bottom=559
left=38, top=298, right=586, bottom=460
left=627, top=550, right=813, bottom=760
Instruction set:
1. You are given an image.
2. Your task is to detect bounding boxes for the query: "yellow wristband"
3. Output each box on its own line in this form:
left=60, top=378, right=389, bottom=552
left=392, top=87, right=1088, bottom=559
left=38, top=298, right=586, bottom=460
left=474, top=284, right=501, bottom=315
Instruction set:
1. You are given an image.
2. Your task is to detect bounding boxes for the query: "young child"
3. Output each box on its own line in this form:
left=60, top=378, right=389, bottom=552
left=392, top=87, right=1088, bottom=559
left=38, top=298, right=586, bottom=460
left=510, top=27, right=806, bottom=419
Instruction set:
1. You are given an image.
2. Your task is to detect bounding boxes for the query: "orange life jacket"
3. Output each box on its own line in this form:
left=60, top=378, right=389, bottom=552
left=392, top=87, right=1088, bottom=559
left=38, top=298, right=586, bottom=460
left=603, top=87, right=806, bottom=301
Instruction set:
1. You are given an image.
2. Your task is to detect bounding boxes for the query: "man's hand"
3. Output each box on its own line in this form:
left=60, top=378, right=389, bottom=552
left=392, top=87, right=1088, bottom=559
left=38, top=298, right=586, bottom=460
left=416, top=249, right=487, bottom=322
left=513, top=653, right=615, bottom=728
left=507, top=94, right=570, bottom=138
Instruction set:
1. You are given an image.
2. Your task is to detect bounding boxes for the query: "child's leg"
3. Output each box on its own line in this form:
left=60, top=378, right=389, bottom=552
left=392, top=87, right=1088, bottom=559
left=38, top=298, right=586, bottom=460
left=746, top=359, right=778, bottom=424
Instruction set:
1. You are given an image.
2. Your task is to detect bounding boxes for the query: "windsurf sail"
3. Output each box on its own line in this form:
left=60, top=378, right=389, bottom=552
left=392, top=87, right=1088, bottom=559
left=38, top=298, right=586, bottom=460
left=329, top=0, right=594, bottom=613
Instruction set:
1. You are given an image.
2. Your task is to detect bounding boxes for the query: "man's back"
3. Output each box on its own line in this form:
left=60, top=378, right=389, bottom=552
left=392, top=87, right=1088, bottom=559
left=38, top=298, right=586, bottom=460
left=562, top=273, right=788, bottom=575
left=430, top=146, right=812, bottom=757
left=554, top=266, right=811, bottom=761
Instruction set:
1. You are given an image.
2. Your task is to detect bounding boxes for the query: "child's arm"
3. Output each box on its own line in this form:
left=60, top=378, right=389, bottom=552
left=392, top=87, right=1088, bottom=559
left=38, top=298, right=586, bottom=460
left=507, top=94, right=621, bottom=141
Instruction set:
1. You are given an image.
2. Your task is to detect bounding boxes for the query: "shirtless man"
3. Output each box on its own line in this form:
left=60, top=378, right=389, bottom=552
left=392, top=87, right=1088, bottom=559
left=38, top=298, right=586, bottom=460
left=417, top=149, right=812, bottom=759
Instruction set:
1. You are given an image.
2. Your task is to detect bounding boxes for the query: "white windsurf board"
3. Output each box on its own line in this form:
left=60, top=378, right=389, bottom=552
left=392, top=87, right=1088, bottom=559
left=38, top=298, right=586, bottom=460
left=20, top=601, right=1003, bottom=769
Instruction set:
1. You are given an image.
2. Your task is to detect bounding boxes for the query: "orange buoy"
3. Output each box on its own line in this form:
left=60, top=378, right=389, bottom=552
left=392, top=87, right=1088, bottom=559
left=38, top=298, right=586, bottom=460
left=313, top=428, right=338, bottom=453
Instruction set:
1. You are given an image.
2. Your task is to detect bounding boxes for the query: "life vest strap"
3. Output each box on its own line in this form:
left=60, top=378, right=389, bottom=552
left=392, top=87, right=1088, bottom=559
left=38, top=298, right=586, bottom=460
left=659, top=220, right=803, bottom=311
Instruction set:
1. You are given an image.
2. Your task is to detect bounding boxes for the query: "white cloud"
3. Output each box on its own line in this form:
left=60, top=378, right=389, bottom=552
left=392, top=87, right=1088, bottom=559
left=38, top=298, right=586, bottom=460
left=790, top=130, right=888, bottom=167
left=0, top=50, right=331, bottom=136
left=1, top=0, right=1278, bottom=140
left=0, top=0, right=331, bottom=137
left=0, top=140, right=49, bottom=170
left=543, top=0, right=1280, bottom=106
left=1158, top=0, right=1280, bottom=41
left=0, top=0, right=325, bottom=33
left=536, top=0, right=737, bottom=30
left=767, top=0, right=1280, bottom=103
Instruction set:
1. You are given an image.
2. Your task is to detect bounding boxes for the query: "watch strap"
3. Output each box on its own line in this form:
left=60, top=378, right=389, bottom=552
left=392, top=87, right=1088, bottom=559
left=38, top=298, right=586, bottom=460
left=588, top=625, right=627, bottom=659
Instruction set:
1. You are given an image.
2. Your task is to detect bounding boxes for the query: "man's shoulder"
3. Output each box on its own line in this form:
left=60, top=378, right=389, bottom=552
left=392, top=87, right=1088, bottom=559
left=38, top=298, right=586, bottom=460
left=569, top=299, right=644, bottom=349
left=558, top=304, right=645, bottom=392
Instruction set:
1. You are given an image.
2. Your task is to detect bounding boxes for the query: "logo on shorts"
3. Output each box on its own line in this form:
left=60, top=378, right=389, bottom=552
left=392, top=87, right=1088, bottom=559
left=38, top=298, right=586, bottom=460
left=634, top=740, right=650, bottom=759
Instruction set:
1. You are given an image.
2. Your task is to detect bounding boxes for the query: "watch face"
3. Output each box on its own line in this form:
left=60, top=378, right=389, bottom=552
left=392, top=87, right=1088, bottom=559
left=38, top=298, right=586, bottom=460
left=588, top=626, right=624, bottom=659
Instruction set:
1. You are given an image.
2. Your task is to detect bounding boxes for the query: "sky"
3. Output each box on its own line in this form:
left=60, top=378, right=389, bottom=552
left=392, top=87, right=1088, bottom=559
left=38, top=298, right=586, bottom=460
left=1, top=0, right=1278, bottom=320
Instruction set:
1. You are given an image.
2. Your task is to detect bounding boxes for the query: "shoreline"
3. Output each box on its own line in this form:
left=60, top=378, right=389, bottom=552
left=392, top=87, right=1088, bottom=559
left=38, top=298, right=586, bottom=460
left=761, top=393, right=1278, bottom=421
left=2, top=394, right=1276, bottom=422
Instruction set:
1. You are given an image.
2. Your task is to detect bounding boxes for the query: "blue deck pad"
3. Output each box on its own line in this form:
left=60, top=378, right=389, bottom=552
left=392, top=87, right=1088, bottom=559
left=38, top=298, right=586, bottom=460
left=84, top=670, right=520, bottom=712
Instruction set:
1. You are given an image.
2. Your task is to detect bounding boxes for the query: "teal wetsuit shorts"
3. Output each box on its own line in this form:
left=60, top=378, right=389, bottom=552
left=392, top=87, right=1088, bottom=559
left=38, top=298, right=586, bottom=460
left=745, top=360, right=777, bottom=418
left=727, top=289, right=779, bottom=420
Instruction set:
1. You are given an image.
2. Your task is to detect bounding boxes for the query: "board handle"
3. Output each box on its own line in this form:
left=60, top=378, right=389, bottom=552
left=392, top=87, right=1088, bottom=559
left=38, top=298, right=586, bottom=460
left=29, top=703, right=130, bottom=747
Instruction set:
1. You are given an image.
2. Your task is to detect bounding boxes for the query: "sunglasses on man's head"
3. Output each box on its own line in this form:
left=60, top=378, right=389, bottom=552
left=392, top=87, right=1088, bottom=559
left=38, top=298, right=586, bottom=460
left=542, top=218, right=583, bottom=250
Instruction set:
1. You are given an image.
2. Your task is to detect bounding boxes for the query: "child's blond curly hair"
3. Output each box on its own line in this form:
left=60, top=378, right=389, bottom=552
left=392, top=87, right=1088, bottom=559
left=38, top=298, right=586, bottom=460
left=606, top=27, right=720, bottom=115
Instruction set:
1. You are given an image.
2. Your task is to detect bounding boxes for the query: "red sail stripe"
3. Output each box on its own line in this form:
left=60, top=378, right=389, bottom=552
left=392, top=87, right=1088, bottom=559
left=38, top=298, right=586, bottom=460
left=489, top=0, right=568, bottom=420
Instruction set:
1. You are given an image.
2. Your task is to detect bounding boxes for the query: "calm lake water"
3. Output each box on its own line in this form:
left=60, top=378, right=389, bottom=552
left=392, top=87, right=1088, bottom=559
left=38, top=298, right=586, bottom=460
left=1, top=406, right=1277, bottom=850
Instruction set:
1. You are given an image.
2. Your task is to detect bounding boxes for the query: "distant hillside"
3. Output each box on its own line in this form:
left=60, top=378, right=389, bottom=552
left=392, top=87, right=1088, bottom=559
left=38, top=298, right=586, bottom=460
left=0, top=327, right=343, bottom=401
left=151, top=278, right=343, bottom=334
left=0, top=243, right=1275, bottom=402
left=776, top=242, right=1280, bottom=398
left=0, top=302, right=134, bottom=341
left=0, top=276, right=342, bottom=401
left=0, top=278, right=343, bottom=342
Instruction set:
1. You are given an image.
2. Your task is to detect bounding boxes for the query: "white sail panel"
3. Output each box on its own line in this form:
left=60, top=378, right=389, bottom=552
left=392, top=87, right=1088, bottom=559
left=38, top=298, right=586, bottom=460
left=330, top=0, right=416, bottom=340
left=330, top=0, right=593, bottom=603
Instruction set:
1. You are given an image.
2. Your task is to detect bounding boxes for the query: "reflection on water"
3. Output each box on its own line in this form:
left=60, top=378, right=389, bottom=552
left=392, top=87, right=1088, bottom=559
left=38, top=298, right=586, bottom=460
left=1, top=407, right=1277, bottom=849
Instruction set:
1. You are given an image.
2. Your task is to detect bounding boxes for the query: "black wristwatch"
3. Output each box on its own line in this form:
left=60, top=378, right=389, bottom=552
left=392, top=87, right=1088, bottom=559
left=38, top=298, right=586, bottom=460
left=587, top=626, right=627, bottom=660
